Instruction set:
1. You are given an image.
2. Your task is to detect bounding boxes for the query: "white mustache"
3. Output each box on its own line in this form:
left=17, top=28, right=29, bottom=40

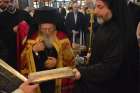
left=97, top=17, right=104, bottom=24
left=97, top=13, right=112, bottom=24
left=43, top=37, right=53, bottom=48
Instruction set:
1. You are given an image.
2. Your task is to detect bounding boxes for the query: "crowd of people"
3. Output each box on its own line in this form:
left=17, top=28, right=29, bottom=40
left=0, top=0, right=140, bottom=93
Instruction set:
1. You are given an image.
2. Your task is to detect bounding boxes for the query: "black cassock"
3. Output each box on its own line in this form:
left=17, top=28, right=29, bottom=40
left=0, top=40, right=8, bottom=62
left=74, top=19, right=138, bottom=93
left=33, top=47, right=58, bottom=93
left=0, top=9, right=34, bottom=69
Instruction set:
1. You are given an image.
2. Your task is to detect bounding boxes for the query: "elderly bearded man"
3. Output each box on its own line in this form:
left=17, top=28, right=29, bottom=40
left=21, top=7, right=74, bottom=93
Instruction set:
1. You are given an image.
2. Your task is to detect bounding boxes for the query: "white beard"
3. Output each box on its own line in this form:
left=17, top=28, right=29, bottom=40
left=97, top=13, right=112, bottom=25
left=97, top=17, right=104, bottom=25
left=43, top=36, right=53, bottom=48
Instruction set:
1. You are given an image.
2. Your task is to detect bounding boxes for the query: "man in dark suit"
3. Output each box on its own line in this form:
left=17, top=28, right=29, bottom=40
left=65, top=2, right=86, bottom=44
left=59, top=6, right=66, bottom=20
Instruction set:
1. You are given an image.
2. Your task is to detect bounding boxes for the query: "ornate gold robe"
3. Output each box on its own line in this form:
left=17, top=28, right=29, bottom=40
left=20, top=32, right=74, bottom=93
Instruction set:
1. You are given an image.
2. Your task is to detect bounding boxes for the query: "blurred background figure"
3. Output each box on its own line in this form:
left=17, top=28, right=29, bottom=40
left=65, top=2, right=86, bottom=45
left=137, top=22, right=140, bottom=56
left=0, top=0, right=34, bottom=70
left=58, top=5, right=66, bottom=21
left=128, top=0, right=140, bottom=31
left=24, top=6, right=35, bottom=17
left=67, top=6, right=73, bottom=13
left=0, top=0, right=3, bottom=12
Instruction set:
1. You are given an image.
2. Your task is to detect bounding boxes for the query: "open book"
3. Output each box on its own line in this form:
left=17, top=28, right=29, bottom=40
left=28, top=67, right=74, bottom=83
left=0, top=59, right=27, bottom=93
left=0, top=59, right=74, bottom=92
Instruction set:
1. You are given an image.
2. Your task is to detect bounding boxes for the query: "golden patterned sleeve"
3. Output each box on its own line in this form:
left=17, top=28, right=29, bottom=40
left=20, top=40, right=37, bottom=77
left=61, top=39, right=75, bottom=67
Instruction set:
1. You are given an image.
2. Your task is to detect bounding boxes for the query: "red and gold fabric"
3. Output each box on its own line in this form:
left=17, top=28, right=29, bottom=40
left=20, top=31, right=74, bottom=93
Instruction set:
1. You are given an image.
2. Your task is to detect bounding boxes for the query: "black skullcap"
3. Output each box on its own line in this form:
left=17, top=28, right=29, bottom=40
left=33, top=6, right=63, bottom=31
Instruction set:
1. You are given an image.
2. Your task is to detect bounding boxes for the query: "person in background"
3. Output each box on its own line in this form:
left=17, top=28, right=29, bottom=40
left=128, top=0, right=140, bottom=31
left=0, top=0, right=3, bottom=12
left=0, top=0, right=9, bottom=11
left=67, top=7, right=73, bottom=13
left=59, top=6, right=66, bottom=20
left=84, top=6, right=99, bottom=50
left=137, top=22, right=140, bottom=87
left=24, top=6, right=35, bottom=17
left=137, top=22, right=140, bottom=47
left=0, top=0, right=35, bottom=70
left=65, top=2, right=86, bottom=44
left=79, top=6, right=84, bottom=14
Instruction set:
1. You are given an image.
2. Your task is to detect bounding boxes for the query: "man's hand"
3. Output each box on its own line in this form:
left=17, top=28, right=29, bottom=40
left=72, top=43, right=80, bottom=49
left=86, top=52, right=91, bottom=59
left=45, top=57, right=57, bottom=69
left=13, top=26, right=18, bottom=33
left=33, top=41, right=45, bottom=52
left=19, top=81, right=38, bottom=93
left=73, top=68, right=81, bottom=80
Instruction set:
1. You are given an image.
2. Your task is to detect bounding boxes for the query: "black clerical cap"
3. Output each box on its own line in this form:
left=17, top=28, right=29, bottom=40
left=96, top=0, right=113, bottom=9
left=33, top=6, right=63, bottom=31
left=96, top=0, right=129, bottom=28
left=96, top=0, right=137, bottom=59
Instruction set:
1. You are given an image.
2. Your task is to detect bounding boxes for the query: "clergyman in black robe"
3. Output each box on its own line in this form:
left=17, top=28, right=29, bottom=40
left=0, top=5, right=34, bottom=69
left=33, top=46, right=58, bottom=93
left=73, top=0, right=139, bottom=93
